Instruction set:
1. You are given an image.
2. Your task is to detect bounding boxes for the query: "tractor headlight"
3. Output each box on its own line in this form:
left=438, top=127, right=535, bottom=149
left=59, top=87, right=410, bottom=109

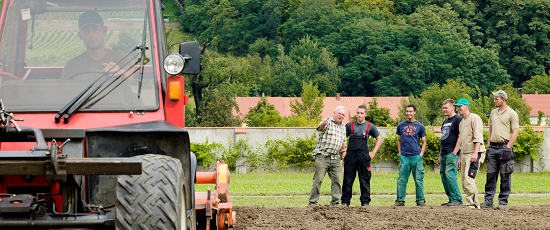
left=164, top=53, right=185, bottom=75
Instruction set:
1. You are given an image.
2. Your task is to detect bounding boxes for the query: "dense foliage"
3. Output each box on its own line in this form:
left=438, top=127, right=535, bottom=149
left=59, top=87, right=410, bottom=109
left=265, top=133, right=317, bottom=169
left=289, top=81, right=326, bottom=121
left=513, top=126, right=545, bottom=162
left=177, top=0, right=549, bottom=95
left=170, top=0, right=548, bottom=127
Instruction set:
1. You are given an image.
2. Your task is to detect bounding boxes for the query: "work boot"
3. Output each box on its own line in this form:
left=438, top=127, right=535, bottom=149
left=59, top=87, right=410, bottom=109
left=340, top=203, right=349, bottom=207
left=417, top=202, right=426, bottom=207
left=447, top=202, right=463, bottom=207
left=480, top=202, right=493, bottom=209
left=496, top=204, right=507, bottom=210
left=391, top=203, right=405, bottom=207
left=362, top=203, right=370, bottom=207
left=441, top=202, right=449, bottom=206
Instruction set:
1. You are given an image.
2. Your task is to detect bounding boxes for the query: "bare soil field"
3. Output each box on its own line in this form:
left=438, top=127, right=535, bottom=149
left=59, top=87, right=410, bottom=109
left=234, top=205, right=550, bottom=229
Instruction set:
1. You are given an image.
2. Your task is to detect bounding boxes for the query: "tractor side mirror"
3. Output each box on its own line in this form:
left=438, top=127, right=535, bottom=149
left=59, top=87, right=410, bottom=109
left=163, top=41, right=201, bottom=76
left=179, top=41, right=200, bottom=75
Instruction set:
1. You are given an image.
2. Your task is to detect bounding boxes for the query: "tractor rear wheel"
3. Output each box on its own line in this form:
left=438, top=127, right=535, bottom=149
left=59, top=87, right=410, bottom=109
left=115, top=154, right=187, bottom=230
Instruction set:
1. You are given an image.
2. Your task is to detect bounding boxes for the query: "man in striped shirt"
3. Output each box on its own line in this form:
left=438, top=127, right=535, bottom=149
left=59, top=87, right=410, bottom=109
left=309, top=106, right=347, bottom=206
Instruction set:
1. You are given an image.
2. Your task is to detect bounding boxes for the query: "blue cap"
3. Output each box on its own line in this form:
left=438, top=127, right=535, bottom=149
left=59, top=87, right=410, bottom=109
left=454, top=98, right=470, bottom=106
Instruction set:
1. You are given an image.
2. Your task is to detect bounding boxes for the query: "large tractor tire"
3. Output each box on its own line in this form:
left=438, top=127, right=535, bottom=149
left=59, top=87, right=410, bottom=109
left=116, top=154, right=187, bottom=230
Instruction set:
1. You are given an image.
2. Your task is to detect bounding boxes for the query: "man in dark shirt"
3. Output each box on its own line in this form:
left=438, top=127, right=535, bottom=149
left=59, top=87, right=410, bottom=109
left=61, top=11, right=126, bottom=80
left=340, top=105, right=382, bottom=207
left=437, top=99, right=463, bottom=206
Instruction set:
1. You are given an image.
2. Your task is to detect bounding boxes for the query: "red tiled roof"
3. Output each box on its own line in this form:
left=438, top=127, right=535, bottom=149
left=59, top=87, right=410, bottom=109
left=233, top=96, right=408, bottom=124
left=522, top=94, right=550, bottom=116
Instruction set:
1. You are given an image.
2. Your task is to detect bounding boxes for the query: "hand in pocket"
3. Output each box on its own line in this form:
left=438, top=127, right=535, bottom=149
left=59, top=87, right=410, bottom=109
left=502, top=148, right=513, bottom=161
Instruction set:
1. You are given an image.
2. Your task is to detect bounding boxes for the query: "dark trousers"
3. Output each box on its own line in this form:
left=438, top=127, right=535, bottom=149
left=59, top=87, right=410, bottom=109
left=341, top=137, right=372, bottom=205
left=484, top=145, right=514, bottom=205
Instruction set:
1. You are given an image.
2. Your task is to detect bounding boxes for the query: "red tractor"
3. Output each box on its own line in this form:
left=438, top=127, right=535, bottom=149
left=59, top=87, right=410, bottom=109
left=0, top=0, right=233, bottom=229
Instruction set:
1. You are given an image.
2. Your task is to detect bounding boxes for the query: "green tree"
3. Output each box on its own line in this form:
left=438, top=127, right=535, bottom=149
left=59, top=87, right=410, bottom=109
left=364, top=98, right=397, bottom=127
left=181, top=0, right=281, bottom=54
left=199, top=90, right=242, bottom=127
left=478, top=0, right=550, bottom=87
left=397, top=96, right=430, bottom=125
left=271, top=37, right=340, bottom=97
left=522, top=72, right=550, bottom=94
left=419, top=79, right=489, bottom=124
left=537, top=110, right=544, bottom=126
left=372, top=4, right=510, bottom=96
left=187, top=49, right=253, bottom=124
left=289, top=81, right=325, bottom=121
left=245, top=97, right=283, bottom=127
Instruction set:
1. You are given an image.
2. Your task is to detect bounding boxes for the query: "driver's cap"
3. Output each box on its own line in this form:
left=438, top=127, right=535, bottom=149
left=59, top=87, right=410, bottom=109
left=78, top=11, right=103, bottom=29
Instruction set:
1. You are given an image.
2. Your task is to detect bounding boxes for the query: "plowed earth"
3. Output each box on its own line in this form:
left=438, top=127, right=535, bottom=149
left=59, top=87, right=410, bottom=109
left=234, top=205, right=550, bottom=229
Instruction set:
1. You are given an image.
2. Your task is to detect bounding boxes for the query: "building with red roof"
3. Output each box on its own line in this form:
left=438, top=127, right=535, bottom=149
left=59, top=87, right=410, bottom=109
left=522, top=92, right=550, bottom=125
left=233, top=95, right=408, bottom=125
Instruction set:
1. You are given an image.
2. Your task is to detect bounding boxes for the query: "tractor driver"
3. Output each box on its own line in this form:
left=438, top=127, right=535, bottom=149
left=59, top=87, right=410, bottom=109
left=61, top=11, right=126, bottom=80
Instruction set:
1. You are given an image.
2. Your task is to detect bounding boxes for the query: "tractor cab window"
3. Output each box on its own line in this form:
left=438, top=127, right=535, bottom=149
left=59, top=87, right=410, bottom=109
left=0, top=0, right=159, bottom=112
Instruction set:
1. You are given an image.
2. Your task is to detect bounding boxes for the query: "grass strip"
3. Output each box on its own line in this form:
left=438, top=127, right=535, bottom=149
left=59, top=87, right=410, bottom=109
left=195, top=171, right=550, bottom=196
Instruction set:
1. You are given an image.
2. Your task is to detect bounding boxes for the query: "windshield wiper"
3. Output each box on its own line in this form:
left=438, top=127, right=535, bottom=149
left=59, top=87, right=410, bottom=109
left=137, top=5, right=150, bottom=98
left=54, top=51, right=139, bottom=124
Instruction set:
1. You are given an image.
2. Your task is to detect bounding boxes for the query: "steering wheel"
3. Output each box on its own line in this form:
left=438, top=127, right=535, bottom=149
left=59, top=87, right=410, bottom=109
left=0, top=71, right=23, bottom=80
left=66, top=70, right=110, bottom=80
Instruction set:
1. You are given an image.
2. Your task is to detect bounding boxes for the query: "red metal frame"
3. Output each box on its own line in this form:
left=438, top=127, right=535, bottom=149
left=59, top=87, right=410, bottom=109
left=0, top=0, right=12, bottom=53
left=165, top=76, right=188, bottom=128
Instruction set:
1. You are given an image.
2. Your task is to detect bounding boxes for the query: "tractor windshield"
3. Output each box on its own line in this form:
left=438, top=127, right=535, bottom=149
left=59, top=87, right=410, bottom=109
left=0, top=0, right=159, bottom=112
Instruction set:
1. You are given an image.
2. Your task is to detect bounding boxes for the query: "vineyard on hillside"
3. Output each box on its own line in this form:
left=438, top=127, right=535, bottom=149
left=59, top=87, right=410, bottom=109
left=25, top=11, right=149, bottom=67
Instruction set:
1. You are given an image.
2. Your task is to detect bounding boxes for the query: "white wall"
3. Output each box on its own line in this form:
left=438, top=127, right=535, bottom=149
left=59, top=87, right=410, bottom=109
left=186, top=127, right=550, bottom=173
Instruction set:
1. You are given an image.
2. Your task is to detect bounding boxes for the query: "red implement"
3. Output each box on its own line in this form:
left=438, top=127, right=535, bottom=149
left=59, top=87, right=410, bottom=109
left=195, top=161, right=235, bottom=229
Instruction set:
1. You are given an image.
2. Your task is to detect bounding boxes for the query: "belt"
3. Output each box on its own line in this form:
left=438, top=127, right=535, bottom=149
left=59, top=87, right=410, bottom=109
left=491, top=140, right=508, bottom=146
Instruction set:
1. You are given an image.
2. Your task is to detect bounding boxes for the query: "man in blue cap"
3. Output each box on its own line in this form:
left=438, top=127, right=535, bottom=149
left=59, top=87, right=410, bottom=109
left=61, top=11, right=126, bottom=79
left=455, top=98, right=486, bottom=209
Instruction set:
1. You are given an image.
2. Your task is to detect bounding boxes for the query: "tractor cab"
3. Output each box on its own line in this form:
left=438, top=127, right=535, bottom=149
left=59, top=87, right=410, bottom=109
left=0, top=0, right=160, bottom=118
left=0, top=0, right=233, bottom=229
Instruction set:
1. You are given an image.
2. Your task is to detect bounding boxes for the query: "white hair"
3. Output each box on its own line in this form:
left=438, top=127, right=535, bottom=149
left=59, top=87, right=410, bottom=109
left=335, top=106, right=346, bottom=113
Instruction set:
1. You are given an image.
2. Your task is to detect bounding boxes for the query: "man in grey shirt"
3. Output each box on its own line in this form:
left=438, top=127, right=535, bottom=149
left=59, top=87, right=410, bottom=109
left=341, top=105, right=381, bottom=207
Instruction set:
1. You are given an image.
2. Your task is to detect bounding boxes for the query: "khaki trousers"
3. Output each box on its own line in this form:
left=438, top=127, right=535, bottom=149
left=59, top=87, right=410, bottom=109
left=309, top=154, right=343, bottom=206
left=461, top=152, right=480, bottom=208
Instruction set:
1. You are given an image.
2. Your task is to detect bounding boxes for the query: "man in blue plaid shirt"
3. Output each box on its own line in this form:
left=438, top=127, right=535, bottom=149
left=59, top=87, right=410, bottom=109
left=309, top=106, right=347, bottom=206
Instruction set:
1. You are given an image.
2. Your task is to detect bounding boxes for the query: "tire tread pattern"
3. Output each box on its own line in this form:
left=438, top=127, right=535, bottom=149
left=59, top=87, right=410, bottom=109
left=116, top=154, right=184, bottom=230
